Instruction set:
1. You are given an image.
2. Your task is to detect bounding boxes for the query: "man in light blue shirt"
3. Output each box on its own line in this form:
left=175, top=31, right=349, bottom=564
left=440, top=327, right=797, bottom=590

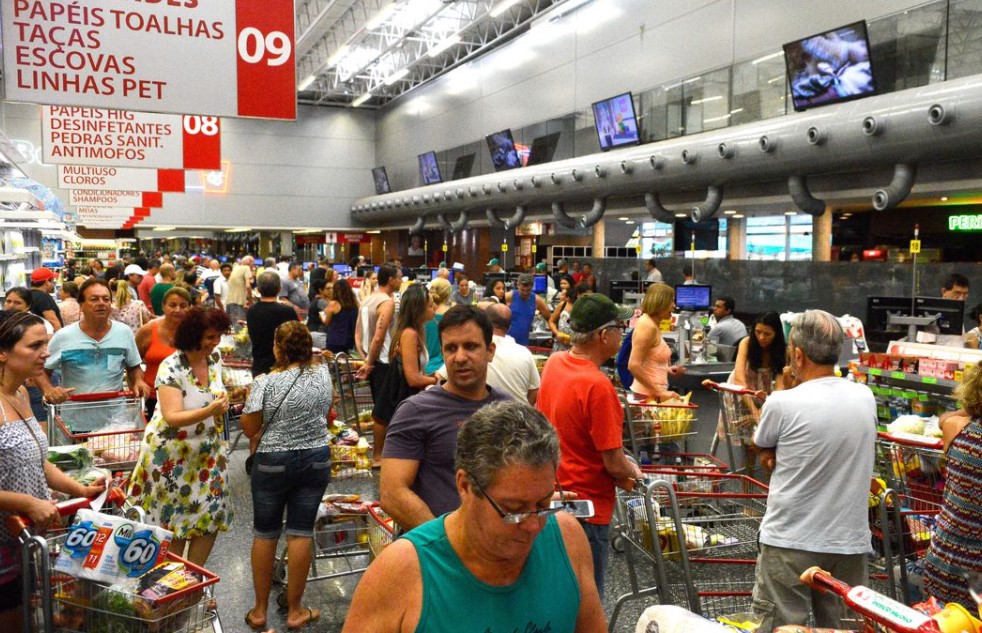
left=706, top=296, right=748, bottom=346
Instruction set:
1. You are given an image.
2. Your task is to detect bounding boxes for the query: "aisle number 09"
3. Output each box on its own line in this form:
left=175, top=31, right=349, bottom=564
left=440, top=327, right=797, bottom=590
left=183, top=116, right=220, bottom=136
left=237, top=28, right=292, bottom=67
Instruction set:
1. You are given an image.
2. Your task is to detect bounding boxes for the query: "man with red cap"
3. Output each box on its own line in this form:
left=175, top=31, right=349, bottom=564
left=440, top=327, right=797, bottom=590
left=29, top=267, right=62, bottom=332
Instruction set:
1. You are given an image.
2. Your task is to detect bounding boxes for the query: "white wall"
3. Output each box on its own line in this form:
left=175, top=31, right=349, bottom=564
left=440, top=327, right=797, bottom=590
left=375, top=0, right=926, bottom=188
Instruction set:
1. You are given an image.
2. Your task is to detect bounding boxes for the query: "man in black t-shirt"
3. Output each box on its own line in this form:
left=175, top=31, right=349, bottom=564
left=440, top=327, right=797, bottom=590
left=246, top=270, right=299, bottom=376
left=30, top=267, right=63, bottom=331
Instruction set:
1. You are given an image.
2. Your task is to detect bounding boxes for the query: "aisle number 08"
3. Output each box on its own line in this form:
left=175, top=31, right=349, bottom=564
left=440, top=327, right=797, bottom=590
left=237, top=28, right=292, bottom=67
left=183, top=116, right=220, bottom=136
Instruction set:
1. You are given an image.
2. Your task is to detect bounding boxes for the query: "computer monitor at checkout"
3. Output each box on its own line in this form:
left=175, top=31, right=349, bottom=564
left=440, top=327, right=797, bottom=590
left=674, top=284, right=712, bottom=312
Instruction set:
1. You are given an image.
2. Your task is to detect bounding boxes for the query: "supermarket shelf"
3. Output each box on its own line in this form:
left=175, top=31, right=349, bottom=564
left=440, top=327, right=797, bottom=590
left=0, top=253, right=27, bottom=262
left=855, top=365, right=959, bottom=389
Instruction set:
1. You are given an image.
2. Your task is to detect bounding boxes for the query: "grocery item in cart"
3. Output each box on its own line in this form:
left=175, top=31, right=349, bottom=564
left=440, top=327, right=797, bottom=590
left=48, top=444, right=94, bottom=471
left=56, top=509, right=174, bottom=583
left=634, top=605, right=732, bottom=632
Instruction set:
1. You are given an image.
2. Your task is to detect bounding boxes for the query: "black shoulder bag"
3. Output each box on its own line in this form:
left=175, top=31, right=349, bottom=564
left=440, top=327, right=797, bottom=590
left=245, top=369, right=302, bottom=476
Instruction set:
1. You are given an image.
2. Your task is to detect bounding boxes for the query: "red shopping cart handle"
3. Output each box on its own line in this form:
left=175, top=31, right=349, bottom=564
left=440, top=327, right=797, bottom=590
left=66, top=390, right=136, bottom=402
left=700, top=379, right=758, bottom=396
left=4, top=488, right=126, bottom=535
left=877, top=431, right=943, bottom=450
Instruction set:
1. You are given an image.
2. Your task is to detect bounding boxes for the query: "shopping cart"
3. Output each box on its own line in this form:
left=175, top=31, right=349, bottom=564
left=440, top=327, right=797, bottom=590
left=800, top=566, right=979, bottom=632
left=527, top=346, right=554, bottom=376
left=702, top=380, right=764, bottom=477
left=221, top=359, right=253, bottom=450
left=367, top=504, right=397, bottom=562
left=218, top=322, right=251, bottom=362
left=48, top=391, right=147, bottom=475
left=330, top=353, right=374, bottom=434
left=620, top=392, right=699, bottom=459
left=8, top=491, right=221, bottom=633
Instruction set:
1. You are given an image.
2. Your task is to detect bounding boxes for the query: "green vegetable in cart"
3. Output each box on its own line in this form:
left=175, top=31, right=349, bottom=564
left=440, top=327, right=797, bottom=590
left=90, top=585, right=138, bottom=633
left=47, top=445, right=93, bottom=471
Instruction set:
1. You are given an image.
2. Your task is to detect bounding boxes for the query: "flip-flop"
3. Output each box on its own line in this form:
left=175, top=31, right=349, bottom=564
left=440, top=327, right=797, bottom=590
left=287, top=607, right=321, bottom=631
left=245, top=608, right=267, bottom=631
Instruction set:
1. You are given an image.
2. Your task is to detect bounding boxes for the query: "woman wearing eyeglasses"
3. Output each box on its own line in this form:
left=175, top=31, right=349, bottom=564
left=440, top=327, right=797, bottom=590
left=342, top=401, right=605, bottom=633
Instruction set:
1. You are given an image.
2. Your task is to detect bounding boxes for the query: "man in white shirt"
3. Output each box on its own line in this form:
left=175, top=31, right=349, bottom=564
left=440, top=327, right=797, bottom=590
left=483, top=303, right=541, bottom=404
left=212, top=262, right=232, bottom=311
left=645, top=258, right=662, bottom=283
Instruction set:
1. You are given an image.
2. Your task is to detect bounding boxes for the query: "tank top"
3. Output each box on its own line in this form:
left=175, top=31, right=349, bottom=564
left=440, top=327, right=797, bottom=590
left=360, top=293, right=393, bottom=364
left=630, top=332, right=671, bottom=398
left=403, top=515, right=579, bottom=633
left=508, top=293, right=537, bottom=346
left=144, top=320, right=177, bottom=398
left=325, top=306, right=358, bottom=353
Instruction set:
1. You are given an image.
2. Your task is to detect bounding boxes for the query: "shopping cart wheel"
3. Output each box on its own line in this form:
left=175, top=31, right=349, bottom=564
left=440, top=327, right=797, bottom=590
left=276, top=590, right=288, bottom=610
left=610, top=532, right=626, bottom=554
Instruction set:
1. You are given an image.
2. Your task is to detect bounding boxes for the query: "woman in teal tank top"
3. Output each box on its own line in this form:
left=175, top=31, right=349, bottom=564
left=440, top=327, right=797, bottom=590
left=340, top=401, right=606, bottom=633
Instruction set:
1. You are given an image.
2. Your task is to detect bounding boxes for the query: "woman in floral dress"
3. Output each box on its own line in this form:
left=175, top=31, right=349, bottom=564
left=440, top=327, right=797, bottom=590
left=129, top=307, right=232, bottom=566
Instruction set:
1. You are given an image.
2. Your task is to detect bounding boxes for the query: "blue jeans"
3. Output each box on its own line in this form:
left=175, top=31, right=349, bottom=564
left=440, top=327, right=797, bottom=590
left=580, top=522, right=610, bottom=599
left=251, top=446, right=331, bottom=539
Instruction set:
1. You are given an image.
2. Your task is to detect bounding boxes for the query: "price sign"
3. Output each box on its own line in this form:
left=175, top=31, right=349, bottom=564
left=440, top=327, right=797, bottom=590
left=531, top=244, right=537, bottom=254
left=2, top=1, right=296, bottom=120
left=42, top=107, right=220, bottom=169
left=442, top=243, right=448, bottom=252
left=58, top=165, right=184, bottom=192
left=909, top=239, right=921, bottom=254
left=69, top=190, right=162, bottom=208
left=501, top=244, right=509, bottom=252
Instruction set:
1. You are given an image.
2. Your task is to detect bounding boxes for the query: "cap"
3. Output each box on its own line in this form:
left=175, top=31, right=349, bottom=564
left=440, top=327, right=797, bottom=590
left=569, top=294, right=634, bottom=333
left=535, top=262, right=547, bottom=272
left=487, top=258, right=500, bottom=266
left=438, top=261, right=448, bottom=268
left=30, top=267, right=56, bottom=283
left=124, top=264, right=148, bottom=277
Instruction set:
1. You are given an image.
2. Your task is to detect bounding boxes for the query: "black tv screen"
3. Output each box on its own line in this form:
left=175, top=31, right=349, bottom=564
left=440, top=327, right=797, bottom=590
left=526, top=132, right=561, bottom=166
left=592, top=92, right=640, bottom=151
left=674, top=219, right=720, bottom=251
left=371, top=166, right=390, bottom=194
left=418, top=151, right=442, bottom=185
left=486, top=129, right=522, bottom=171
left=784, top=21, right=875, bottom=112
left=452, top=153, right=475, bottom=180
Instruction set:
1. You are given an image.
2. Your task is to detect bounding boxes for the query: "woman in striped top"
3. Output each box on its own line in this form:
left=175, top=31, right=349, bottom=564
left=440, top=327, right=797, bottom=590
left=924, top=363, right=982, bottom=610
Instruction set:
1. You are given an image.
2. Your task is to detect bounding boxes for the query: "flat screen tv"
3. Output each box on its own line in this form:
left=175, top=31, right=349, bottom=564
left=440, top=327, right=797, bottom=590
left=532, top=274, right=548, bottom=294
left=526, top=132, right=561, bottom=166
left=486, top=129, right=522, bottom=171
left=418, top=151, right=442, bottom=185
left=783, top=20, right=875, bottom=112
left=592, top=92, right=640, bottom=151
left=674, top=219, right=720, bottom=251
left=371, top=166, right=391, bottom=194
left=675, top=284, right=712, bottom=312
left=332, top=263, right=353, bottom=276
left=452, top=153, right=475, bottom=180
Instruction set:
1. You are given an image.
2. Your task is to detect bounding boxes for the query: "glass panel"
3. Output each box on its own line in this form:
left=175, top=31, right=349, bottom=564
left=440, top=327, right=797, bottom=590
left=730, top=54, right=788, bottom=126
left=681, top=68, right=731, bottom=134
left=638, top=83, right=684, bottom=142
left=946, top=0, right=982, bottom=80
left=868, top=1, right=947, bottom=91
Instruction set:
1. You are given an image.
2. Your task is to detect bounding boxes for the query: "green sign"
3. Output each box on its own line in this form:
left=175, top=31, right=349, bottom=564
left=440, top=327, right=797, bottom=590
left=949, top=214, right=982, bottom=231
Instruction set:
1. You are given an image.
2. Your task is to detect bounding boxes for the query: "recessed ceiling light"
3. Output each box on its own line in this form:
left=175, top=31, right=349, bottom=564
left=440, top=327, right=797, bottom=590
left=674, top=213, right=687, bottom=218
left=723, top=210, right=737, bottom=215
left=785, top=211, right=797, bottom=216
left=618, top=217, right=629, bottom=221
left=732, top=214, right=745, bottom=219
left=940, top=196, right=949, bottom=201
left=625, top=220, right=635, bottom=225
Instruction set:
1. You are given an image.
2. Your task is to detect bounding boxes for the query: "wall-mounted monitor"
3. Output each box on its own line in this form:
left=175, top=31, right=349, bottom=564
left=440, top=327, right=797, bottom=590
left=418, top=151, right=442, bottom=185
left=675, top=284, right=712, bottom=312
left=592, top=92, right=640, bottom=151
left=526, top=132, right=561, bottom=166
left=674, top=219, right=720, bottom=251
left=486, top=129, right=522, bottom=171
left=371, top=166, right=391, bottom=194
left=783, top=21, right=876, bottom=112
left=452, top=153, right=476, bottom=180
left=332, top=263, right=353, bottom=276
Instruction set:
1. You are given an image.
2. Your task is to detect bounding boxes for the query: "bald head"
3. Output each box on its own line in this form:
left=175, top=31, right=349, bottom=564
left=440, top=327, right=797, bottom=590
left=486, top=303, right=512, bottom=333
left=241, top=256, right=255, bottom=266
left=437, top=268, right=450, bottom=280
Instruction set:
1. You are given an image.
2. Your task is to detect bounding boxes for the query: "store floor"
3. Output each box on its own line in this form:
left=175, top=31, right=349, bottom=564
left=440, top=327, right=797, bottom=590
left=208, top=444, right=660, bottom=633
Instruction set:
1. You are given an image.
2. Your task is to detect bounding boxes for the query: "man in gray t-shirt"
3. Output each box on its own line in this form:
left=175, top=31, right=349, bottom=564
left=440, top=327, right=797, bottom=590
left=278, top=261, right=310, bottom=311
left=380, top=306, right=512, bottom=531
left=751, top=310, right=876, bottom=632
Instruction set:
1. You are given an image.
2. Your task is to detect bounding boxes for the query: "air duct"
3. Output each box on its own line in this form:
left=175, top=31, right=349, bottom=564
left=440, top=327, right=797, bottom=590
left=437, top=210, right=469, bottom=233
left=580, top=198, right=606, bottom=227
left=872, top=163, right=917, bottom=211
left=486, top=205, right=527, bottom=230
left=644, top=187, right=723, bottom=222
left=552, top=202, right=577, bottom=228
left=409, top=216, right=425, bottom=234
left=788, top=175, right=826, bottom=216
left=644, top=193, right=676, bottom=223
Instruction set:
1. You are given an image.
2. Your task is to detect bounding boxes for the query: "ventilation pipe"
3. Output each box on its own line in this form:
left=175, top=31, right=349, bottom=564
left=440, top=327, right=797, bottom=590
left=645, top=188, right=723, bottom=223
left=580, top=198, right=607, bottom=228
left=409, top=216, right=425, bottom=234
left=872, top=163, right=917, bottom=211
left=486, top=205, right=527, bottom=230
left=551, top=202, right=577, bottom=228
left=788, top=175, right=827, bottom=216
left=437, top=210, right=469, bottom=233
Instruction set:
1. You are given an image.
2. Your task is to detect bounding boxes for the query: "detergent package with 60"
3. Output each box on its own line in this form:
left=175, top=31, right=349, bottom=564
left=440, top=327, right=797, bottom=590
left=56, top=510, right=173, bottom=583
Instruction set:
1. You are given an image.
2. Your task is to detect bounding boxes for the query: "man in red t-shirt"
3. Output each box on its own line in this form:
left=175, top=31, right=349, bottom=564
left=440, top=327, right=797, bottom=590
left=536, top=293, right=641, bottom=598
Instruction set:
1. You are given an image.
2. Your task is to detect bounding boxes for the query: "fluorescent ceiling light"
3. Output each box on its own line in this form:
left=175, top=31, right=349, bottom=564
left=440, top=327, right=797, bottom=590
left=625, top=220, right=635, bottom=225
left=618, top=217, right=629, bottom=221
left=367, top=230, right=381, bottom=234
left=729, top=108, right=744, bottom=114
left=703, top=113, right=731, bottom=123
left=298, top=74, right=316, bottom=90
left=683, top=76, right=702, bottom=84
left=674, top=213, right=687, bottom=218
left=225, top=227, right=251, bottom=233
left=723, top=210, right=737, bottom=215
left=784, top=211, right=797, bottom=216
left=365, top=2, right=398, bottom=30
left=384, top=68, right=409, bottom=85
left=152, top=226, right=176, bottom=231
left=752, top=51, right=784, bottom=65
left=326, top=45, right=350, bottom=68
left=490, top=0, right=522, bottom=17
left=732, top=214, right=745, bottom=219
left=428, top=34, right=461, bottom=58
left=767, top=75, right=785, bottom=84
left=352, top=92, right=373, bottom=107
left=691, top=96, right=723, bottom=105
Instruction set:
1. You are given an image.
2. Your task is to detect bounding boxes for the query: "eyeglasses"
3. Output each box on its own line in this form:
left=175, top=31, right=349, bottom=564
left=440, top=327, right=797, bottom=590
left=468, top=472, right=565, bottom=525
left=601, top=322, right=627, bottom=336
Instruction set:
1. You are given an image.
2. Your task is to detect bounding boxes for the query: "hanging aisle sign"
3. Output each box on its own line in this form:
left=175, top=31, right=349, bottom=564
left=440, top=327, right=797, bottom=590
left=42, top=106, right=221, bottom=169
left=68, top=189, right=162, bottom=208
left=2, top=0, right=296, bottom=120
left=58, top=165, right=185, bottom=192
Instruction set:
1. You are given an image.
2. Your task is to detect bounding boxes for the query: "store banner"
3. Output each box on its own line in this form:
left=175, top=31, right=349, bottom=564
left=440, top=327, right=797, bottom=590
left=58, top=165, right=185, bottom=192
left=2, top=0, right=295, bottom=120
left=42, top=106, right=221, bottom=170
left=69, top=189, right=163, bottom=208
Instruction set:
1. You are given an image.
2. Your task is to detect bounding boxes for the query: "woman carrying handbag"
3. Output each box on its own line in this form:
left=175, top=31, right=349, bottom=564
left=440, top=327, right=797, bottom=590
left=240, top=321, right=333, bottom=632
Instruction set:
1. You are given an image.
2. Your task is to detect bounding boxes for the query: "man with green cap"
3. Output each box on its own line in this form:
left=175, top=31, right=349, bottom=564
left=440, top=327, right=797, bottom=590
left=486, top=257, right=503, bottom=275
left=536, top=293, right=643, bottom=599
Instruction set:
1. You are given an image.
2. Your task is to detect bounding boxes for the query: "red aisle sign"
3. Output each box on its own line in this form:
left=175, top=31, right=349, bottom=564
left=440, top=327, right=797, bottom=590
left=58, top=166, right=185, bottom=193
left=69, top=190, right=163, bottom=208
left=1, top=1, right=296, bottom=120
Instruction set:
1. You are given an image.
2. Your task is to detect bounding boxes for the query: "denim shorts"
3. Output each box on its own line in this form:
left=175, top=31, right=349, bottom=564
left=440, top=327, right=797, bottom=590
left=251, top=446, right=331, bottom=539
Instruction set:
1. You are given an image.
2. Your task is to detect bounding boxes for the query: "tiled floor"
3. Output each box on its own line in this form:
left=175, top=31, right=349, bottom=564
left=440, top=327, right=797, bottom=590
left=207, top=444, right=675, bottom=633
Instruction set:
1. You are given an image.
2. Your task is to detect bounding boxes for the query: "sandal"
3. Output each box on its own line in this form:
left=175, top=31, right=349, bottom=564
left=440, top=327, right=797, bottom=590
left=287, top=607, right=321, bottom=631
left=245, top=608, right=267, bottom=631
